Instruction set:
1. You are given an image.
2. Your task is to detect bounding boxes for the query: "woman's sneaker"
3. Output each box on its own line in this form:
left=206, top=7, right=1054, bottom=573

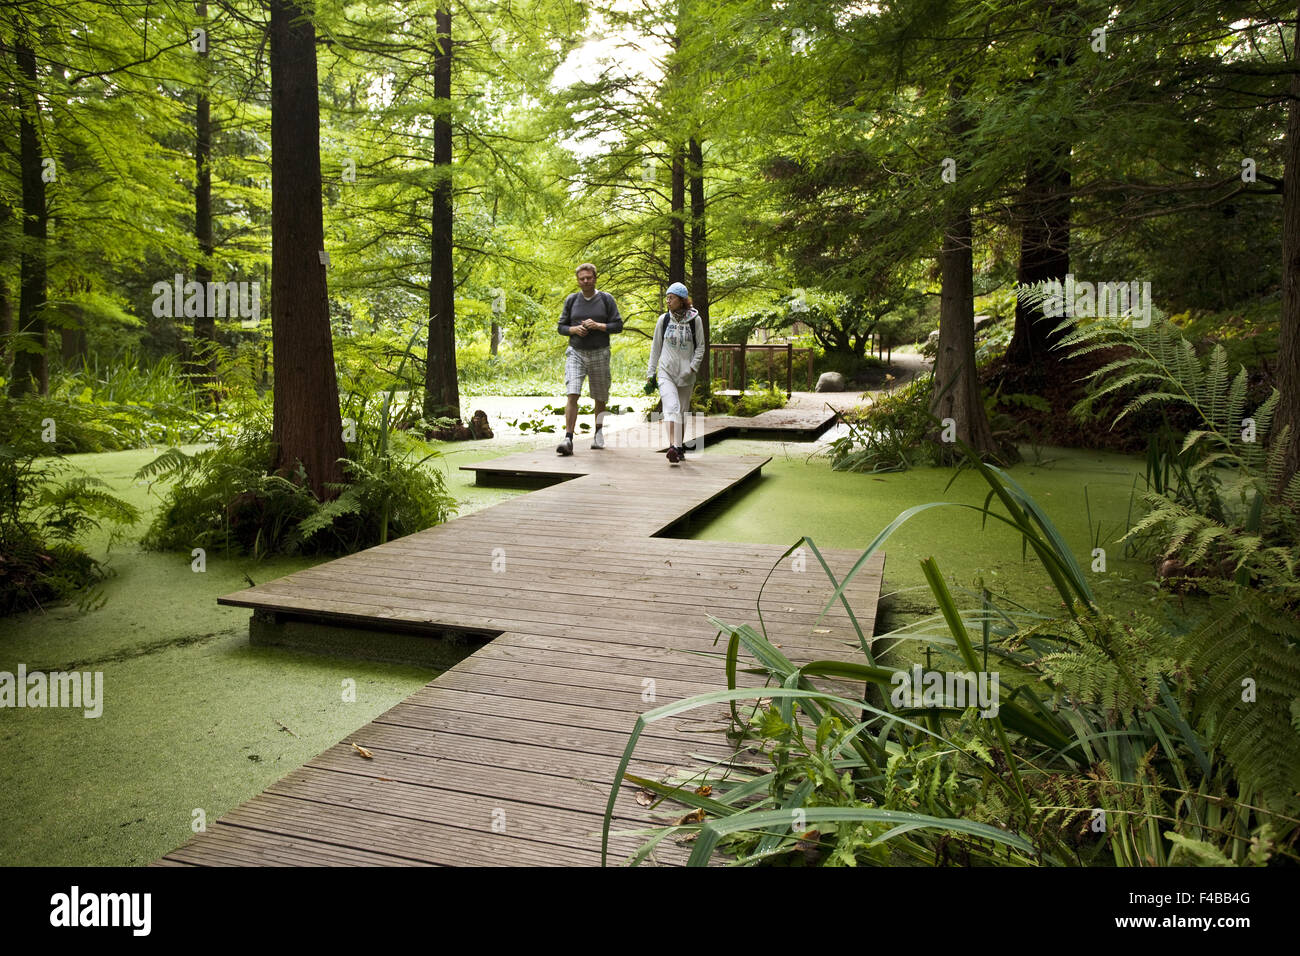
left=666, top=446, right=680, bottom=464
left=556, top=437, right=574, bottom=456
left=591, top=430, right=605, bottom=449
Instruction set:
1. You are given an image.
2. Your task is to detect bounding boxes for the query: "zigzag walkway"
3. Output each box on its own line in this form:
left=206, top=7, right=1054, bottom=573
left=155, top=404, right=884, bottom=866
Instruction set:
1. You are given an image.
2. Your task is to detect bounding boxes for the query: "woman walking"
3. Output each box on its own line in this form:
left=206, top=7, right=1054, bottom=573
left=646, top=282, right=706, bottom=464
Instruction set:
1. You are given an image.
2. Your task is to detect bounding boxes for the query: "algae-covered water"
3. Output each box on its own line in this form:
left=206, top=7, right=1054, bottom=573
left=0, top=429, right=1154, bottom=865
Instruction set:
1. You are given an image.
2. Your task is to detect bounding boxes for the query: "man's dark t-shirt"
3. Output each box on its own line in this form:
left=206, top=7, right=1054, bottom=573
left=557, top=291, right=623, bottom=350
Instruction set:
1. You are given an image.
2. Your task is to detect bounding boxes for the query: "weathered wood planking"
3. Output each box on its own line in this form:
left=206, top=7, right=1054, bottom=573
left=158, top=404, right=884, bottom=867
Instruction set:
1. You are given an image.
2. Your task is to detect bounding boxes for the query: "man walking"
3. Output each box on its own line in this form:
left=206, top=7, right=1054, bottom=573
left=556, top=262, right=623, bottom=454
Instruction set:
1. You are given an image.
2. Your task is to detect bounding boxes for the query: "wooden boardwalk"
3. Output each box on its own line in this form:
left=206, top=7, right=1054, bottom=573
left=157, top=404, right=885, bottom=867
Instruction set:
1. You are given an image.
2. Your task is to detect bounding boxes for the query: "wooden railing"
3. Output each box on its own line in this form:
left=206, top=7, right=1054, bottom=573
left=707, top=343, right=815, bottom=395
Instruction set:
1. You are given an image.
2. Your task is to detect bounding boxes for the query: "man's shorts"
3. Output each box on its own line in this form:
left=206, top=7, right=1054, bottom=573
left=564, top=346, right=611, bottom=402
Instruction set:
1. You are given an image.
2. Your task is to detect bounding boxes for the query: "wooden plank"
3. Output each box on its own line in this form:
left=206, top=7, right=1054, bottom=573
left=165, top=433, right=882, bottom=867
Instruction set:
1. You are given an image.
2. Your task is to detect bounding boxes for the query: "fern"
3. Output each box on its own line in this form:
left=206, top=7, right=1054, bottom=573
left=1184, top=592, right=1300, bottom=816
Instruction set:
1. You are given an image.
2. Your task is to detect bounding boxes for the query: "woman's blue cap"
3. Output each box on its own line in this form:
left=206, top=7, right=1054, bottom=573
left=666, top=282, right=689, bottom=299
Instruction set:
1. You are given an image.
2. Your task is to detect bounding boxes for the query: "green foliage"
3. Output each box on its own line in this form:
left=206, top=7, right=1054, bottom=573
left=1057, top=312, right=1298, bottom=593
left=1169, top=307, right=1280, bottom=372
left=459, top=338, right=648, bottom=398
left=0, top=396, right=140, bottom=616
left=693, top=383, right=787, bottom=417
left=828, top=376, right=939, bottom=472
left=137, top=423, right=455, bottom=558
left=603, top=451, right=1300, bottom=867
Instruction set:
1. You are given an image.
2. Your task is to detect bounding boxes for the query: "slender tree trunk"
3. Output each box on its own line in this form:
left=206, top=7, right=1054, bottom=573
left=0, top=200, right=10, bottom=377
left=689, top=136, right=709, bottom=389
left=489, top=193, right=500, bottom=357
left=60, top=300, right=86, bottom=365
left=1276, top=2, right=1300, bottom=491
left=1005, top=147, right=1071, bottom=369
left=669, top=142, right=686, bottom=282
left=930, top=82, right=996, bottom=459
left=193, top=0, right=216, bottom=385
left=268, top=0, right=345, bottom=498
left=1005, top=19, right=1076, bottom=372
left=0, top=272, right=11, bottom=379
left=424, top=7, right=459, bottom=421
left=11, top=35, right=48, bottom=398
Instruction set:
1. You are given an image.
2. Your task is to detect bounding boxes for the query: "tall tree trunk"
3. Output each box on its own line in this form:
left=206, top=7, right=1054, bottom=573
left=424, top=7, right=459, bottom=421
left=488, top=193, right=500, bottom=357
left=60, top=299, right=86, bottom=365
left=1004, top=16, right=1075, bottom=372
left=0, top=201, right=10, bottom=377
left=11, top=35, right=48, bottom=398
left=689, top=136, right=709, bottom=387
left=669, top=142, right=686, bottom=282
left=193, top=0, right=216, bottom=386
left=1276, top=2, right=1300, bottom=491
left=1005, top=147, right=1071, bottom=369
left=268, top=0, right=345, bottom=498
left=0, top=274, right=10, bottom=379
left=930, top=82, right=995, bottom=459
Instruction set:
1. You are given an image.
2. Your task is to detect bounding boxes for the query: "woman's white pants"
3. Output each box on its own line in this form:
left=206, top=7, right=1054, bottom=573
left=659, top=376, right=695, bottom=432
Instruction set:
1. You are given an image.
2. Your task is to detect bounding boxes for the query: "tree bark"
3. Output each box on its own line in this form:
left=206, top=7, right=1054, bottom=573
left=930, top=82, right=996, bottom=459
left=268, top=0, right=345, bottom=498
left=193, top=0, right=216, bottom=385
left=1005, top=147, right=1071, bottom=369
left=423, top=7, right=459, bottom=421
left=1276, top=2, right=1300, bottom=491
left=688, top=135, right=709, bottom=388
left=1005, top=35, right=1074, bottom=371
left=11, top=35, right=48, bottom=398
left=0, top=272, right=10, bottom=379
left=669, top=142, right=686, bottom=282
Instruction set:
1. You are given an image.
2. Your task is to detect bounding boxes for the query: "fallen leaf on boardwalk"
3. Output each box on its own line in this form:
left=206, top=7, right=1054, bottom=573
left=774, top=643, right=782, bottom=648
left=813, top=627, right=830, bottom=634
left=377, top=776, right=394, bottom=782
left=784, top=607, right=794, bottom=612
left=673, top=808, right=706, bottom=826
left=635, top=789, right=655, bottom=807
left=350, top=741, right=373, bottom=759
left=728, top=584, right=738, bottom=589
left=665, top=560, right=672, bottom=566
left=694, top=785, right=712, bottom=797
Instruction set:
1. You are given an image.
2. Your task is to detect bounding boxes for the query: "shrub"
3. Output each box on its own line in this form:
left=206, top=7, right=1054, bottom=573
left=692, top=383, right=788, bottom=417
left=827, top=376, right=938, bottom=472
left=0, top=395, right=139, bottom=616
left=137, top=421, right=456, bottom=558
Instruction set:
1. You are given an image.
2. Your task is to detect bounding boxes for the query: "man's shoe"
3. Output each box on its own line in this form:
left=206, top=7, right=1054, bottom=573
left=557, top=437, right=574, bottom=456
left=666, top=446, right=680, bottom=464
left=676, top=444, right=686, bottom=459
left=591, top=430, right=605, bottom=449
